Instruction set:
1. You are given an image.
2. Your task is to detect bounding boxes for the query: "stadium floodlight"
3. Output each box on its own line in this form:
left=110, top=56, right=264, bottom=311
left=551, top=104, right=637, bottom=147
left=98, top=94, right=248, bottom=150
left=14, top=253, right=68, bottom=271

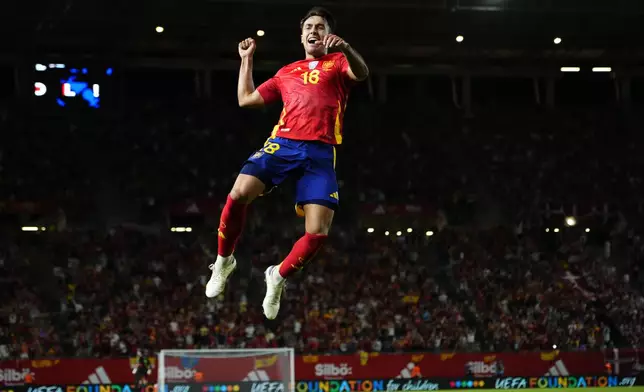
left=21, top=226, right=39, bottom=232
left=35, top=64, right=47, bottom=71
left=385, top=231, right=390, bottom=236
left=545, top=228, right=550, bottom=232
left=554, top=37, right=562, bottom=44
left=158, top=349, right=295, bottom=392
left=585, top=228, right=591, bottom=233
left=425, top=231, right=434, bottom=237
left=565, top=216, right=576, bottom=227
left=407, top=228, right=413, bottom=233
left=456, top=35, right=464, bottom=43
left=561, top=67, right=580, bottom=72
left=396, top=231, right=402, bottom=237
left=592, top=67, right=612, bottom=72
left=155, top=26, right=165, bottom=33
left=257, top=30, right=265, bottom=37
left=554, top=228, right=560, bottom=233
left=171, top=227, right=192, bottom=233
left=367, top=227, right=375, bottom=233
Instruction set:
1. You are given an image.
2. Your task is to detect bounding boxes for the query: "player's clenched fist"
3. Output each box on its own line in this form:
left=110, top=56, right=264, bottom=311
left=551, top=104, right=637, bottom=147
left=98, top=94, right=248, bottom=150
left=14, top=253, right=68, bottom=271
left=322, top=34, right=349, bottom=50
left=238, top=38, right=256, bottom=58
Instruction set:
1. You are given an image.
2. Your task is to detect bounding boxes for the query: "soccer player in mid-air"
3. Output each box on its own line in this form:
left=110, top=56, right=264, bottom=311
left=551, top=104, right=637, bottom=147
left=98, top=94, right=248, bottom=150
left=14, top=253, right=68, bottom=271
left=205, top=7, right=369, bottom=319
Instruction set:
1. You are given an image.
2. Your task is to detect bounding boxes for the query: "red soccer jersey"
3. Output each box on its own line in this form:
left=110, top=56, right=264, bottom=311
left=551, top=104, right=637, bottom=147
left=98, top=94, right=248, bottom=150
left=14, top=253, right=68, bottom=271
left=256, top=52, right=354, bottom=145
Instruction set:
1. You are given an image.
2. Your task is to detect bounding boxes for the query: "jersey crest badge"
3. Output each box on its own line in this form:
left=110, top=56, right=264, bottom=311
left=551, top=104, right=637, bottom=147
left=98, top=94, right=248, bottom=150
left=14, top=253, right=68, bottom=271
left=322, top=60, right=335, bottom=70
left=308, top=61, right=319, bottom=70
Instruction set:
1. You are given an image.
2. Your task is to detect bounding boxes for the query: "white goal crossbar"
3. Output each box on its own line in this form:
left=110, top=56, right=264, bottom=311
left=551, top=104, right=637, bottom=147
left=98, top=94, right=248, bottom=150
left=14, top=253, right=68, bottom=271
left=158, top=348, right=295, bottom=392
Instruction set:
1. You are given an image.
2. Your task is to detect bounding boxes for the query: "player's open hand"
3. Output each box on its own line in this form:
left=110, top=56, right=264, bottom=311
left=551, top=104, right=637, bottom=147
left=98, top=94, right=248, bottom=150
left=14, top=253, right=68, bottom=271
left=322, top=34, right=349, bottom=50
left=238, top=38, right=256, bottom=58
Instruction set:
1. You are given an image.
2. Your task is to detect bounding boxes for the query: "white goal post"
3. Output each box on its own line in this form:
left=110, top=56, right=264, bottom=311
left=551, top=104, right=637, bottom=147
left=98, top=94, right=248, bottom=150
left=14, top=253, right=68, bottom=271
left=158, top=348, right=295, bottom=392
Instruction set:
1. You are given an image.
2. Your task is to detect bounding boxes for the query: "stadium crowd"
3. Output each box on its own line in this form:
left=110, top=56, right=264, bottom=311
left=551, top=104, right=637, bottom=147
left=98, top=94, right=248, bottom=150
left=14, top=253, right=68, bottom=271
left=0, top=85, right=643, bottom=359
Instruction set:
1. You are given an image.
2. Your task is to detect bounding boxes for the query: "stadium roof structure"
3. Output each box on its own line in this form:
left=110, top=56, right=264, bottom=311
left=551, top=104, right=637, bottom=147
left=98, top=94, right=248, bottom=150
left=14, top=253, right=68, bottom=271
left=2, top=0, right=644, bottom=72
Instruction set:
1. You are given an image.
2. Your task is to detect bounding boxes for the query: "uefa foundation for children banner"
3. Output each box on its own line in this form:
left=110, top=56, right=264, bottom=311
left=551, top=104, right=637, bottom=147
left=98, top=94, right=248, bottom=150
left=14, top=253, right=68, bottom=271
left=1, top=376, right=643, bottom=392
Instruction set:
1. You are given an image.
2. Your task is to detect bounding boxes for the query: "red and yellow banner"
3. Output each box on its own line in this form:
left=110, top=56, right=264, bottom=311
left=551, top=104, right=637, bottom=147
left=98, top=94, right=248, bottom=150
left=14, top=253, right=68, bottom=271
left=0, top=350, right=636, bottom=385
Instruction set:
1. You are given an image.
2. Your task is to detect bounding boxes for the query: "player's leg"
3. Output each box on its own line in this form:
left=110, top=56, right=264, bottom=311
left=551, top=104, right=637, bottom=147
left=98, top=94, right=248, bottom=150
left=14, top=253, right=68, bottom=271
left=262, top=144, right=337, bottom=318
left=262, top=203, right=335, bottom=319
left=206, top=138, right=297, bottom=299
left=205, top=173, right=265, bottom=298
left=218, top=174, right=266, bottom=255
left=279, top=203, right=333, bottom=274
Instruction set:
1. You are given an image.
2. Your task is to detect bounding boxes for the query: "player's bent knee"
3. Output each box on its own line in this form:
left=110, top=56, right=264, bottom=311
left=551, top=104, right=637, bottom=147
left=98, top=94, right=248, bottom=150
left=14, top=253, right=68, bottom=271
left=230, top=174, right=266, bottom=203
left=305, top=219, right=332, bottom=236
left=229, top=188, right=259, bottom=204
left=229, top=188, right=249, bottom=203
left=306, top=226, right=331, bottom=236
left=303, top=204, right=334, bottom=235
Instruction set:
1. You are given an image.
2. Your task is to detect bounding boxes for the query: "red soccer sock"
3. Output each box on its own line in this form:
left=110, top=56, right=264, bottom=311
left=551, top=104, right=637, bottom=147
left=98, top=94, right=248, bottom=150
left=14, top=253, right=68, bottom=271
left=217, top=195, right=248, bottom=257
left=278, top=232, right=328, bottom=278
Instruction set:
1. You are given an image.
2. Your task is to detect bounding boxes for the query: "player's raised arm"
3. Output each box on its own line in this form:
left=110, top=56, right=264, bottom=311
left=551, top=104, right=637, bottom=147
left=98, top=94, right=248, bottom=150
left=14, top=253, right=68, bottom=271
left=237, top=38, right=265, bottom=108
left=340, top=43, right=369, bottom=81
left=322, top=34, right=369, bottom=81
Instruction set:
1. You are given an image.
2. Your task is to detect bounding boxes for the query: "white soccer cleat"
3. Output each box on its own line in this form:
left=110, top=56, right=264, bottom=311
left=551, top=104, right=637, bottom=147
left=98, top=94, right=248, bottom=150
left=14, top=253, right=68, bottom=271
left=262, top=265, right=286, bottom=320
left=205, top=256, right=237, bottom=298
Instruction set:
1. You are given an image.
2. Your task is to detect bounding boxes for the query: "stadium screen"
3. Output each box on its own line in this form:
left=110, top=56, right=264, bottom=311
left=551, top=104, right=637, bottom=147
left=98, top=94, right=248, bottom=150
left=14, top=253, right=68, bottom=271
left=32, top=63, right=114, bottom=110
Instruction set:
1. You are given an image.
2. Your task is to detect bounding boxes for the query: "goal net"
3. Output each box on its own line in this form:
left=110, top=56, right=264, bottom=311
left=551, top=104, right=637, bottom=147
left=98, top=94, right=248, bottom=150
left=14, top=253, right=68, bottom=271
left=158, top=348, right=295, bottom=392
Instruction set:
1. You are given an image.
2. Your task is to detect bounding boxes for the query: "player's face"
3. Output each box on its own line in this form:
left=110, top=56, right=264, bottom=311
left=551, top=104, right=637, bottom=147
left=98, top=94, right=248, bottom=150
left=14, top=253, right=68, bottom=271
left=301, top=16, right=330, bottom=57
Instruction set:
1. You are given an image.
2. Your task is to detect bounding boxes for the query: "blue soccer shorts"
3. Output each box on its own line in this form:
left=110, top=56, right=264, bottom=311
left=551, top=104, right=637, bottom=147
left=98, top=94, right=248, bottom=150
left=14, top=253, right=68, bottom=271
left=240, top=137, right=339, bottom=216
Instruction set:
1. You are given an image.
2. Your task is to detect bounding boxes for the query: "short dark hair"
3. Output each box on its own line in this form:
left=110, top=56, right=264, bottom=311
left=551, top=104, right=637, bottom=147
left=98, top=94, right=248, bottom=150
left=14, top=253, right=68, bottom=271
left=300, top=7, right=336, bottom=33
